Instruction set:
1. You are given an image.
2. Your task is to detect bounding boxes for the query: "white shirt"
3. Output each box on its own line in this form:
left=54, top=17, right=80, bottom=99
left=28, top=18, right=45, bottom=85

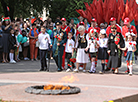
left=99, top=38, right=108, bottom=48
left=38, top=32, right=51, bottom=50
left=87, top=38, right=98, bottom=53
left=125, top=41, right=136, bottom=51
left=65, top=39, right=75, bottom=53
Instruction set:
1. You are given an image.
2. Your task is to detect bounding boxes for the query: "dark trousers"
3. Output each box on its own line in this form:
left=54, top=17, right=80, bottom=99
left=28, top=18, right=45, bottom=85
left=53, top=46, right=64, bottom=70
left=66, top=52, right=75, bottom=69
left=40, top=49, right=48, bottom=69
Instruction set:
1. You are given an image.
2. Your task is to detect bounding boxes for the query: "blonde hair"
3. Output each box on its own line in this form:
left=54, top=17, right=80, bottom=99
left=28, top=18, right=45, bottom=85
left=78, top=25, right=85, bottom=32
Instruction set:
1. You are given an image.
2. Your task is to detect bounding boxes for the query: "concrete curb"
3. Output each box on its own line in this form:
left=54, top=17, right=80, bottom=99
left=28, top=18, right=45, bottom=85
left=113, top=94, right=138, bottom=102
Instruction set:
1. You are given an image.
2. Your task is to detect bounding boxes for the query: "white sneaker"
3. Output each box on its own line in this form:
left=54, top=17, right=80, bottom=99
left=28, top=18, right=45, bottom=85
left=10, top=60, right=16, bottom=64
left=83, top=70, right=86, bottom=73
left=129, top=73, right=132, bottom=76
left=24, top=57, right=30, bottom=61
left=73, top=69, right=79, bottom=72
left=79, top=67, right=83, bottom=71
left=66, top=69, right=71, bottom=72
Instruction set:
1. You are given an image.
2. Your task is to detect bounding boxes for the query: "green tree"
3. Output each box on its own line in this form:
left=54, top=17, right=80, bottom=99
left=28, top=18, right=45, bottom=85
left=65, top=0, right=92, bottom=19
left=49, top=0, right=92, bottom=22
left=0, top=0, right=51, bottom=20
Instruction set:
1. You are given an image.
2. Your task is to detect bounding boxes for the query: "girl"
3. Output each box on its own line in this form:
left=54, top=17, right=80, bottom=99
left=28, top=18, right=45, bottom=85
left=85, top=28, right=99, bottom=73
left=98, top=29, right=109, bottom=74
left=9, top=29, right=16, bottom=63
left=120, top=32, right=137, bottom=75
left=65, top=32, right=75, bottom=72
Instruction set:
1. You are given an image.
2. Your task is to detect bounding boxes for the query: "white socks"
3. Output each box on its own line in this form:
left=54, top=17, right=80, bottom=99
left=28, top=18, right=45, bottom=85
left=90, top=61, right=95, bottom=72
left=9, top=53, right=14, bottom=61
left=128, top=65, right=133, bottom=74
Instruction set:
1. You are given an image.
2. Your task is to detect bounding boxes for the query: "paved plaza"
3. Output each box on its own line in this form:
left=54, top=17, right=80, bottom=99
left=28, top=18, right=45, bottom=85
left=0, top=58, right=138, bottom=102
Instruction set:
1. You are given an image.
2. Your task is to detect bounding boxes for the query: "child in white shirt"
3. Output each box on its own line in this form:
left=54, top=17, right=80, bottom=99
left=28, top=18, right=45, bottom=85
left=98, top=29, right=109, bottom=74
left=120, top=32, right=137, bottom=75
left=65, top=32, right=75, bottom=72
left=38, top=26, right=52, bottom=71
left=85, top=29, right=99, bottom=73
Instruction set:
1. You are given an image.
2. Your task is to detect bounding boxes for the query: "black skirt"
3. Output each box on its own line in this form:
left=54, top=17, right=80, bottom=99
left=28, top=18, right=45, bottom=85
left=98, top=47, right=109, bottom=60
left=2, top=33, right=10, bottom=53
left=107, top=53, right=122, bottom=68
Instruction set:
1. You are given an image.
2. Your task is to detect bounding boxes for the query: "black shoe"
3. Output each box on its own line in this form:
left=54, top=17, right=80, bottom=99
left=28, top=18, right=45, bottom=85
left=89, top=71, right=93, bottom=74
left=57, top=68, right=63, bottom=72
left=39, top=69, right=44, bottom=71
left=105, top=68, right=111, bottom=71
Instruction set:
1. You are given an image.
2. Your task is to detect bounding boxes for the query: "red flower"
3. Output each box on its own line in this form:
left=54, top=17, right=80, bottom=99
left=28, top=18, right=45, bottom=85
left=129, top=42, right=132, bottom=45
left=89, top=38, right=91, bottom=40
left=68, top=64, right=70, bottom=67
left=133, top=44, right=136, bottom=46
left=115, top=41, right=119, bottom=45
left=70, top=59, right=73, bottom=62
left=96, top=38, right=99, bottom=41
left=34, top=28, right=37, bottom=30
left=58, top=37, right=61, bottom=41
left=55, top=35, right=57, bottom=38
left=94, top=37, right=96, bottom=40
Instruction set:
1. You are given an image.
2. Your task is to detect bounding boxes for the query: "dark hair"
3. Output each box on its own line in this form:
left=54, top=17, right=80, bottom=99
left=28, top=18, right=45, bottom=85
left=32, top=23, right=36, bottom=26
left=126, top=34, right=136, bottom=41
left=10, top=28, right=15, bottom=33
left=68, top=32, right=73, bottom=35
left=22, top=30, right=27, bottom=37
left=41, top=26, right=46, bottom=29
left=15, top=30, right=19, bottom=34
left=2, top=21, right=10, bottom=26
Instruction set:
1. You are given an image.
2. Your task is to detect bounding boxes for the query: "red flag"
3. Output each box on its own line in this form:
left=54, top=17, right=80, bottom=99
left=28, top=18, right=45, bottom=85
left=7, top=6, right=10, bottom=11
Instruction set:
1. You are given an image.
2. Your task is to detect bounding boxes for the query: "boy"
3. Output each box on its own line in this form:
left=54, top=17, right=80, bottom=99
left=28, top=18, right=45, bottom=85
left=38, top=26, right=52, bottom=71
left=65, top=32, right=75, bottom=72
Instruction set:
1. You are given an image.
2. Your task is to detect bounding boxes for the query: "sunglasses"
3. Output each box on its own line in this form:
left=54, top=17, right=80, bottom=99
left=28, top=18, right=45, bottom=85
left=111, top=28, right=117, bottom=29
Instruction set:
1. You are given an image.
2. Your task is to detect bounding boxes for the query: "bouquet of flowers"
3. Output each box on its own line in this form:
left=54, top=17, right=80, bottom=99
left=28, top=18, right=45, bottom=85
left=68, top=51, right=77, bottom=68
left=114, top=34, right=120, bottom=45
left=55, top=33, right=63, bottom=42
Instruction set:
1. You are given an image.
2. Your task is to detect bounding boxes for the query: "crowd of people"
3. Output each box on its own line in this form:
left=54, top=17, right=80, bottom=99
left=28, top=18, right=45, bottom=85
left=0, top=16, right=137, bottom=76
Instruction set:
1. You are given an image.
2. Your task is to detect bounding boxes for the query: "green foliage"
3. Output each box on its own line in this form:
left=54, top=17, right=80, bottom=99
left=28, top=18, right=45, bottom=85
left=49, top=0, right=92, bottom=22
left=0, top=0, right=51, bottom=19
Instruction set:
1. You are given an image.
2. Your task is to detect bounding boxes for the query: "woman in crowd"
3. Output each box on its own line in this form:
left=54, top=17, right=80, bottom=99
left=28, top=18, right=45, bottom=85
left=0, top=21, right=3, bottom=62
left=28, top=23, right=39, bottom=61
left=2, top=17, right=12, bottom=63
left=107, top=25, right=125, bottom=73
left=22, top=23, right=30, bottom=60
left=74, top=25, right=89, bottom=72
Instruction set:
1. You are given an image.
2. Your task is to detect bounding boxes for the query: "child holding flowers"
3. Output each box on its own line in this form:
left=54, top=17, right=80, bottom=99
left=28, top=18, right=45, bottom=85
left=119, top=32, right=137, bottom=75
left=85, top=28, right=99, bottom=73
left=65, top=32, right=75, bottom=72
